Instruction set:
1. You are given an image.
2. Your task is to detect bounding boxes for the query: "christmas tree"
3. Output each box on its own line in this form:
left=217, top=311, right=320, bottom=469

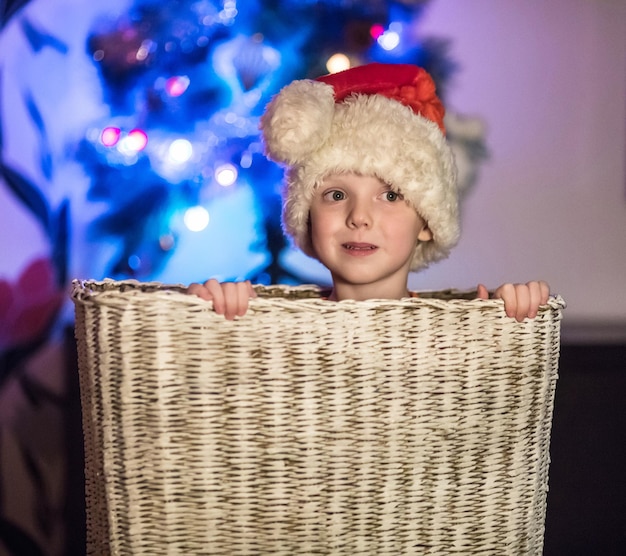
left=74, top=0, right=463, bottom=284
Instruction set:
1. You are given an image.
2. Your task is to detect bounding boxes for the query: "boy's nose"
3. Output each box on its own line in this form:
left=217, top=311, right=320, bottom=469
left=347, top=200, right=372, bottom=228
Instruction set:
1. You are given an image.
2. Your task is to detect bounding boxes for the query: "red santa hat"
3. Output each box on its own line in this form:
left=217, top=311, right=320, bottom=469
left=260, top=63, right=459, bottom=271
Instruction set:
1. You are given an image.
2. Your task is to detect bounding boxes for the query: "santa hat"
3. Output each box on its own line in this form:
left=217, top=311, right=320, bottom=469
left=260, top=62, right=459, bottom=271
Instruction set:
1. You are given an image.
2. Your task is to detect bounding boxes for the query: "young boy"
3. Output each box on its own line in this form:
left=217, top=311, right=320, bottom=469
left=188, top=63, right=549, bottom=320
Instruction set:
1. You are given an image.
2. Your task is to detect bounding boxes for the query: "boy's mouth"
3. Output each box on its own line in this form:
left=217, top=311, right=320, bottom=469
left=342, top=242, right=377, bottom=251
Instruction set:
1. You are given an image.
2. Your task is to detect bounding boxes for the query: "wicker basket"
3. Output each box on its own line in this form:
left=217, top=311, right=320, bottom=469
left=72, top=279, right=565, bottom=555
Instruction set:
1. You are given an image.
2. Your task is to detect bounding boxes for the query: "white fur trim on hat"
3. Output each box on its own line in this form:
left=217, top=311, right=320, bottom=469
left=260, top=76, right=459, bottom=271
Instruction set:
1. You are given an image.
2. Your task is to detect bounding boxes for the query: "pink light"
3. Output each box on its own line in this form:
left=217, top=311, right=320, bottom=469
left=165, top=75, right=190, bottom=97
left=127, top=128, right=148, bottom=151
left=101, top=126, right=121, bottom=147
left=370, top=24, right=385, bottom=40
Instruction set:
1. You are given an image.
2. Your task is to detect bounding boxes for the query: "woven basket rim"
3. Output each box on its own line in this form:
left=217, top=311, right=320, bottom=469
left=70, top=278, right=566, bottom=314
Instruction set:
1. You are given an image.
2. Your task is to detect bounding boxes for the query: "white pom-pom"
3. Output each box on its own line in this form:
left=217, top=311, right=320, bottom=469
left=260, top=80, right=336, bottom=165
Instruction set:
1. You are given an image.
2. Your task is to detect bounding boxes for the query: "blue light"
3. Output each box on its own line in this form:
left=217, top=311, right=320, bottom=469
left=184, top=206, right=210, bottom=232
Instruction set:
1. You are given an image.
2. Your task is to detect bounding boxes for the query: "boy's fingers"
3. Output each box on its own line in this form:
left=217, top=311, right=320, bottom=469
left=248, top=280, right=258, bottom=299
left=494, top=283, right=516, bottom=319
left=525, top=280, right=551, bottom=319
left=205, top=279, right=226, bottom=316
left=481, top=281, right=551, bottom=321
left=476, top=284, right=489, bottom=300
left=526, top=282, right=541, bottom=319
left=513, top=284, right=531, bottom=322
left=187, top=282, right=200, bottom=296
left=187, top=282, right=210, bottom=300
left=188, top=279, right=255, bottom=320
left=220, top=282, right=240, bottom=320
left=539, top=280, right=550, bottom=304
left=235, top=282, right=251, bottom=317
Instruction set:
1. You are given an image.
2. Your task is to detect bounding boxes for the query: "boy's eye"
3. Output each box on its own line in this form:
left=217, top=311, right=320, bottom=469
left=324, top=190, right=345, bottom=201
left=384, top=190, right=402, bottom=202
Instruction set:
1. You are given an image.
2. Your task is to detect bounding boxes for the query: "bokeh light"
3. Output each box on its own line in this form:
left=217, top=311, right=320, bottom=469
left=165, top=75, right=190, bottom=97
left=215, top=163, right=238, bottom=186
left=326, top=53, right=351, bottom=74
left=184, top=206, right=210, bottom=232
left=128, top=254, right=141, bottom=270
left=101, top=126, right=121, bottom=147
left=378, top=23, right=402, bottom=51
left=370, top=24, right=385, bottom=40
left=168, top=138, right=193, bottom=163
left=119, top=128, right=149, bottom=153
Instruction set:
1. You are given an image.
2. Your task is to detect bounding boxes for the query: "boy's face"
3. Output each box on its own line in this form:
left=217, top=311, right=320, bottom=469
left=309, top=173, right=432, bottom=300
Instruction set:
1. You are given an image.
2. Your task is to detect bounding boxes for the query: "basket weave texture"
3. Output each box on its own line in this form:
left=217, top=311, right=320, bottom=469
left=72, top=279, right=565, bottom=555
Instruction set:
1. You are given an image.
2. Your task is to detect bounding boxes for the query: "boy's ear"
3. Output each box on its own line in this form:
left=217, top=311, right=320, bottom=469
left=418, top=225, right=433, bottom=242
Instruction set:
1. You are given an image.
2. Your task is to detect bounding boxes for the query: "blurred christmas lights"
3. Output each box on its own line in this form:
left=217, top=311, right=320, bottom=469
left=184, top=206, right=210, bottom=232
left=165, top=75, right=190, bottom=97
left=168, top=138, right=193, bottom=163
left=128, top=254, right=141, bottom=270
left=326, top=53, right=351, bottom=73
left=378, top=23, right=402, bottom=51
left=215, top=163, right=238, bottom=187
left=370, top=24, right=385, bottom=40
left=101, top=126, right=121, bottom=147
left=118, top=128, right=148, bottom=153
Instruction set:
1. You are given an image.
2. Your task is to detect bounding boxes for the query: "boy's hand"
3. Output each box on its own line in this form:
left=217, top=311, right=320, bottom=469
left=476, top=281, right=550, bottom=322
left=187, top=279, right=257, bottom=320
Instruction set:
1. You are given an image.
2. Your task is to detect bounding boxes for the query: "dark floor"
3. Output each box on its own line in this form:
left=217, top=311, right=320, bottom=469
left=543, top=344, right=626, bottom=555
